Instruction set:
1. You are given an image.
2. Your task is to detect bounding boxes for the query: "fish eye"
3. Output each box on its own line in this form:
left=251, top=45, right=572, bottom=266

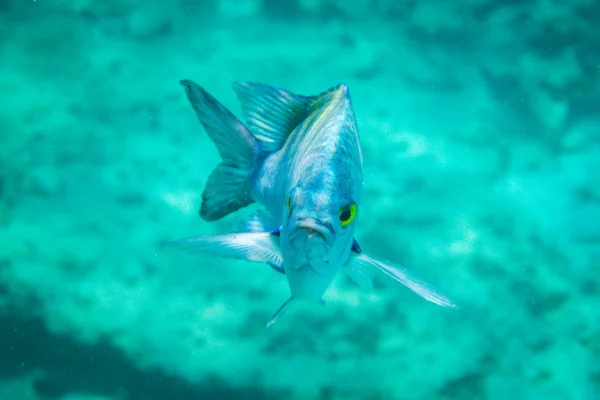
left=339, top=203, right=357, bottom=227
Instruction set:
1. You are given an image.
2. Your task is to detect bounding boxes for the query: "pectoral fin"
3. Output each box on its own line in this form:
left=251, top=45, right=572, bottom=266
left=237, top=209, right=279, bottom=233
left=348, top=244, right=455, bottom=307
left=342, top=239, right=374, bottom=290
left=165, top=231, right=283, bottom=271
left=266, top=297, right=325, bottom=327
left=342, top=238, right=374, bottom=290
left=266, top=297, right=295, bottom=328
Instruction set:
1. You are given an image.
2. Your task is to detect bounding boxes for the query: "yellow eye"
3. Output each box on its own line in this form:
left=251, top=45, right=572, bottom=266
left=339, top=203, right=357, bottom=227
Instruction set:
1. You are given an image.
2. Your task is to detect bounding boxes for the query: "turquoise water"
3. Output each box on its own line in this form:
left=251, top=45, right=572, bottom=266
left=1, top=1, right=599, bottom=399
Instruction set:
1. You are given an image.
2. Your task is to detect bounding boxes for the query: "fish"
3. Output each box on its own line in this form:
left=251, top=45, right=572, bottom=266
left=167, top=79, right=455, bottom=326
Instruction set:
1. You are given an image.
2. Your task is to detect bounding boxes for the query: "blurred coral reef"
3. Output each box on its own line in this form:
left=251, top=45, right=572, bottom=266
left=1, top=0, right=599, bottom=399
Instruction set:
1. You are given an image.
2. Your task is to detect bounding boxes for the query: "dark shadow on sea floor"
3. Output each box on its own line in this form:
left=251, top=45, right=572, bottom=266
left=0, top=305, right=284, bottom=400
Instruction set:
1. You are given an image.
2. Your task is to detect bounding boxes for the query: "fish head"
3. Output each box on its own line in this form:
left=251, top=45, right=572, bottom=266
left=277, top=83, right=363, bottom=300
left=280, top=172, right=359, bottom=279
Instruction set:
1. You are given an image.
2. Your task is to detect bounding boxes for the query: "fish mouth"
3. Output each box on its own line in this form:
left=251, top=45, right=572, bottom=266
left=293, top=218, right=335, bottom=245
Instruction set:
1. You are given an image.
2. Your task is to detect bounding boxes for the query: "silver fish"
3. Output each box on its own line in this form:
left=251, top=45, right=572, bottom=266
left=168, top=80, right=455, bottom=326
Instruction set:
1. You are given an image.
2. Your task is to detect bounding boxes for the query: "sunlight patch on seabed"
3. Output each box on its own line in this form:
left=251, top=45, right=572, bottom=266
left=160, top=190, right=200, bottom=215
left=186, top=302, right=233, bottom=348
left=428, top=139, right=450, bottom=166
left=504, top=177, right=523, bottom=194
left=391, top=129, right=429, bottom=158
left=190, top=318, right=228, bottom=349
left=447, top=216, right=480, bottom=256
left=94, top=283, right=149, bottom=315
left=199, top=302, right=232, bottom=322
left=190, top=326, right=227, bottom=349
left=392, top=127, right=450, bottom=167
left=361, top=120, right=452, bottom=170
left=165, top=296, right=188, bottom=313
left=324, top=284, right=382, bottom=307
left=360, top=119, right=423, bottom=154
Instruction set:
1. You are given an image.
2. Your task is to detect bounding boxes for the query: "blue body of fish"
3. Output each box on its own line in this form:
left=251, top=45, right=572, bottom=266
left=168, top=80, right=454, bottom=326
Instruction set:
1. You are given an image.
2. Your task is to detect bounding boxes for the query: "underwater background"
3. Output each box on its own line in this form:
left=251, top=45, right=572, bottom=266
left=1, top=0, right=599, bottom=399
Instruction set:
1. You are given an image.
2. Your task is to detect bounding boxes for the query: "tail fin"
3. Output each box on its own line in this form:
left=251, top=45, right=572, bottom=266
left=180, top=80, right=259, bottom=221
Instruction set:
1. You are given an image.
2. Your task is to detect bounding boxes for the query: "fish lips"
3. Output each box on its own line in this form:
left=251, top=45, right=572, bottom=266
left=291, top=218, right=335, bottom=247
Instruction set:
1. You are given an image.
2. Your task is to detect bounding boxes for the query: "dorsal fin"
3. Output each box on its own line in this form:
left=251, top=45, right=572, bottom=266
left=231, top=81, right=325, bottom=152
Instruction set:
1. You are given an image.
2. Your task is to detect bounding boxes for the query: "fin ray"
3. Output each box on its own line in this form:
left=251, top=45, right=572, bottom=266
left=166, top=232, right=283, bottom=270
left=266, top=297, right=295, bottom=327
left=180, top=80, right=258, bottom=221
left=201, top=164, right=254, bottom=221
left=231, top=81, right=323, bottom=152
left=344, top=258, right=375, bottom=290
left=237, top=209, right=279, bottom=233
left=343, top=238, right=373, bottom=289
left=357, top=253, right=455, bottom=307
